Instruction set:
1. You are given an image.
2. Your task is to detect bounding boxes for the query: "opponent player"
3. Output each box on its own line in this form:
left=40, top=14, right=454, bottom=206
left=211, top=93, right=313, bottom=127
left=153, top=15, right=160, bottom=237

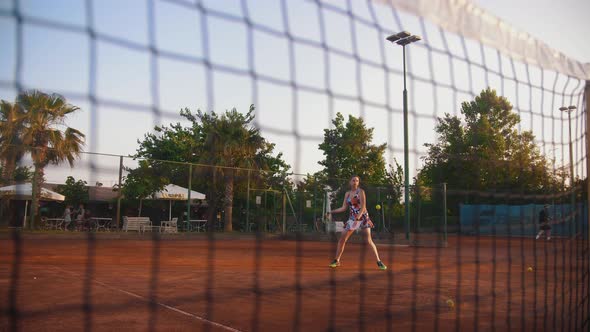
left=328, top=175, right=387, bottom=270
left=535, top=204, right=552, bottom=240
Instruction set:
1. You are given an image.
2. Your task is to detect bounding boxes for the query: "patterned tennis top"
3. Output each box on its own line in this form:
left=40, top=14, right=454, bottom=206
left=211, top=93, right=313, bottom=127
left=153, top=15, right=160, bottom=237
left=347, top=189, right=370, bottom=223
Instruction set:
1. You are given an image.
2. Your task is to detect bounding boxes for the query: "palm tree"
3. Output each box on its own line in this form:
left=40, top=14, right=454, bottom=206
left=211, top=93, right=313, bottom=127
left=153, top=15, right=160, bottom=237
left=17, top=91, right=85, bottom=227
left=0, top=100, right=26, bottom=225
left=0, top=100, right=26, bottom=184
left=198, top=105, right=265, bottom=231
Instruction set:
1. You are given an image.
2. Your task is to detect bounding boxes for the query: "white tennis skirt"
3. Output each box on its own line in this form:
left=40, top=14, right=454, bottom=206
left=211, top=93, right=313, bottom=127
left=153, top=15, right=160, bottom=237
left=344, top=217, right=372, bottom=231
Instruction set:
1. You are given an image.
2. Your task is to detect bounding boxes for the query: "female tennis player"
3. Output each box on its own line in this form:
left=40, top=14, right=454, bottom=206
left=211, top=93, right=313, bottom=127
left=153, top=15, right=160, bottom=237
left=327, top=175, right=387, bottom=270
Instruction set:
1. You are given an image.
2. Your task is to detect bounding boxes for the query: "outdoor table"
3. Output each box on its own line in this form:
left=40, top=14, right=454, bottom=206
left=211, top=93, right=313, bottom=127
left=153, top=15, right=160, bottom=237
left=44, top=218, right=65, bottom=230
left=186, top=219, right=207, bottom=232
left=139, top=223, right=159, bottom=233
left=91, top=218, right=112, bottom=232
left=289, top=223, right=308, bottom=233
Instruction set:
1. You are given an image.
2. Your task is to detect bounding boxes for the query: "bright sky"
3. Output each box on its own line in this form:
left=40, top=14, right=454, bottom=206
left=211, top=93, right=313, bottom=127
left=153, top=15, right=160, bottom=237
left=475, top=0, right=590, bottom=64
left=0, top=0, right=587, bottom=187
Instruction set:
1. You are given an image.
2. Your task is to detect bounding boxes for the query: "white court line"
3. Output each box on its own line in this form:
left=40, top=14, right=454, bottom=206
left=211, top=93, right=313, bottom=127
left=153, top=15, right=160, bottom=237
left=50, top=266, right=242, bottom=332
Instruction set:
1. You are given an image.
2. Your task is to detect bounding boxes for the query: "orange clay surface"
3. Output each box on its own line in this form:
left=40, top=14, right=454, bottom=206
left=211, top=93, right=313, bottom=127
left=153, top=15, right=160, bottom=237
left=0, top=233, right=584, bottom=331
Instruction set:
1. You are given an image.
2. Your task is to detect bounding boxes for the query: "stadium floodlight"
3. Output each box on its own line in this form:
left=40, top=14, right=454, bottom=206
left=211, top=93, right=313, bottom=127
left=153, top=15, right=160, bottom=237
left=560, top=105, right=577, bottom=235
left=386, top=31, right=421, bottom=240
left=386, top=31, right=411, bottom=43
left=396, top=35, right=422, bottom=46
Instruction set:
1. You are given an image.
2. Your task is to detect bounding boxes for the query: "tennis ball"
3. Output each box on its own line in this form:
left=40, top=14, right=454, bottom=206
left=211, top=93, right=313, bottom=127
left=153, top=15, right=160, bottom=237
left=527, top=266, right=534, bottom=272
left=446, top=299, right=455, bottom=308
left=376, top=204, right=381, bottom=210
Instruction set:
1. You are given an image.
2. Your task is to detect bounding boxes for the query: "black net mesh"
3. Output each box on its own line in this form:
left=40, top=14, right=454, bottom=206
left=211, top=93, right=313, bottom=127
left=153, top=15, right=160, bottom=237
left=0, top=0, right=588, bottom=331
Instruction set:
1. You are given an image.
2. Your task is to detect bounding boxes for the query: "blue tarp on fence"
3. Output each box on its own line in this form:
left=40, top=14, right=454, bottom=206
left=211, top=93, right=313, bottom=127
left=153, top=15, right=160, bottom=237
left=459, top=203, right=588, bottom=238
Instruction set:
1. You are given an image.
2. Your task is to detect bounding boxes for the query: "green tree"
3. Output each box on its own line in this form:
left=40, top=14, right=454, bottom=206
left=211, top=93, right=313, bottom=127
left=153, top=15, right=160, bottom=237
left=419, top=88, right=558, bottom=196
left=125, top=117, right=200, bottom=213
left=314, top=113, right=404, bottom=223
left=17, top=91, right=85, bottom=226
left=318, top=113, right=389, bottom=189
left=574, top=178, right=587, bottom=203
left=1, top=100, right=30, bottom=226
left=191, top=105, right=289, bottom=231
left=120, top=160, right=168, bottom=200
left=0, top=165, right=32, bottom=184
left=293, top=172, right=325, bottom=223
left=13, top=166, right=33, bottom=183
left=56, top=176, right=89, bottom=206
left=0, top=100, right=26, bottom=185
left=385, top=160, right=404, bottom=203
left=252, top=143, right=292, bottom=191
left=296, top=172, right=324, bottom=192
left=131, top=105, right=290, bottom=231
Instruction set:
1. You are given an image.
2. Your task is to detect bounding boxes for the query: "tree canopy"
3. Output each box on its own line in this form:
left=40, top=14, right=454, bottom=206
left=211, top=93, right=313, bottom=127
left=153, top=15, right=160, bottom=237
left=56, top=176, right=89, bottom=206
left=418, top=88, right=559, bottom=194
left=318, top=113, right=389, bottom=189
left=0, top=91, right=85, bottom=227
left=126, top=105, right=291, bottom=231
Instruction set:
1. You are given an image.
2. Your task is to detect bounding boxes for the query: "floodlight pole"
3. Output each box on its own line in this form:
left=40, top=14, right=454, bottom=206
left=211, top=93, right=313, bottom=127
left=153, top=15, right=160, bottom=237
left=187, top=164, right=192, bottom=227
left=386, top=31, right=421, bottom=240
left=116, top=156, right=123, bottom=229
left=402, top=44, right=411, bottom=240
left=567, top=109, right=575, bottom=231
left=387, top=31, right=419, bottom=241
left=561, top=106, right=576, bottom=235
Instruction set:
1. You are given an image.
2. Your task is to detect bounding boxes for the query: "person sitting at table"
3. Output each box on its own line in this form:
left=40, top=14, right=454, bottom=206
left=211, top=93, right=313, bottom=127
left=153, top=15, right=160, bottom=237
left=75, top=204, right=85, bottom=231
left=63, top=205, right=73, bottom=231
left=14, top=202, right=24, bottom=228
left=84, top=209, right=92, bottom=231
left=160, top=207, right=168, bottom=227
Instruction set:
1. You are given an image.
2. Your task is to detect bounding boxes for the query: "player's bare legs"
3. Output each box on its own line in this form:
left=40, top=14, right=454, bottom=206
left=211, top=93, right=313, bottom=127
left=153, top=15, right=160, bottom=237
left=333, top=230, right=354, bottom=263
left=361, top=228, right=381, bottom=262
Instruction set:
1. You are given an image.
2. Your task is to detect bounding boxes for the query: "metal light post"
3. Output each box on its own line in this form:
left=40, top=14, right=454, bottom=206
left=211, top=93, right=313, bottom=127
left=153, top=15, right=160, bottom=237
left=386, top=31, right=421, bottom=240
left=560, top=105, right=577, bottom=235
left=376, top=186, right=387, bottom=232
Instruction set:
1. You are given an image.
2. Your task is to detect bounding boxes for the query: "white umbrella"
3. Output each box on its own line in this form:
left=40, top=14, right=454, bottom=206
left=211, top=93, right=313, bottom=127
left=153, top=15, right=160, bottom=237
left=152, top=184, right=206, bottom=200
left=0, top=183, right=65, bottom=201
left=144, top=184, right=206, bottom=220
left=0, top=183, right=65, bottom=227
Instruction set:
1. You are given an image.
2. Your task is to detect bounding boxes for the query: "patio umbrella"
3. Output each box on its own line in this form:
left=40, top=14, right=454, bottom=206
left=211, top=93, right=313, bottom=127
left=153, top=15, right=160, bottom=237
left=0, top=183, right=65, bottom=227
left=144, top=184, right=206, bottom=220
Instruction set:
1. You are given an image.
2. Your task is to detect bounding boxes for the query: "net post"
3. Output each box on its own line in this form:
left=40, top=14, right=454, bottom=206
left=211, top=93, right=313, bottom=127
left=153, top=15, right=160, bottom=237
left=116, top=155, right=123, bottom=230
left=187, top=164, right=192, bottom=226
left=416, top=185, right=421, bottom=232
left=247, top=169, right=251, bottom=232
left=568, top=109, right=575, bottom=237
left=443, top=183, right=447, bottom=243
left=313, top=181, right=317, bottom=224
left=282, top=191, right=286, bottom=235
left=30, top=165, right=37, bottom=229
left=586, top=80, right=590, bottom=243
left=264, top=191, right=268, bottom=231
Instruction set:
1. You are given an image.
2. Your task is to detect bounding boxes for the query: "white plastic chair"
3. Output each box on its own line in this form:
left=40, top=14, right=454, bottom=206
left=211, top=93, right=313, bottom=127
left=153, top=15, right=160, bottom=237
left=160, top=217, right=178, bottom=233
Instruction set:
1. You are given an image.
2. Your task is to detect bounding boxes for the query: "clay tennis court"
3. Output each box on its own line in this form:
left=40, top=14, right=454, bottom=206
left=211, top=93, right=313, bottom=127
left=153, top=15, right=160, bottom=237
left=0, top=233, right=585, bottom=331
